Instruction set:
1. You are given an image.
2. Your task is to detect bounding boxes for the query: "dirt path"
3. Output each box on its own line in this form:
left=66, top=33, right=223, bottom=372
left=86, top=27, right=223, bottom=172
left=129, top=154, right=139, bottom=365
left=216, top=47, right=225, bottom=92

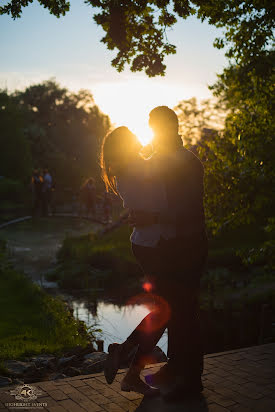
left=0, top=216, right=102, bottom=285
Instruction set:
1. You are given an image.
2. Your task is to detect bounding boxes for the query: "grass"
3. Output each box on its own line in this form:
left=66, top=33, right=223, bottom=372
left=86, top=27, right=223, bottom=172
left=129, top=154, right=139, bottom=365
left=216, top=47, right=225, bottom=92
left=48, top=222, right=275, bottom=307
left=0, top=242, right=93, bottom=362
left=46, top=224, right=140, bottom=292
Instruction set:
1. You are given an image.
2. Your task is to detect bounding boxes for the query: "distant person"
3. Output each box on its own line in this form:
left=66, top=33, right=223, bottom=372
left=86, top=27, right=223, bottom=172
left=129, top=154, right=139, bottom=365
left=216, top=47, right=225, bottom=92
left=31, top=169, right=43, bottom=217
left=42, top=169, right=53, bottom=216
left=80, top=177, right=96, bottom=218
left=102, top=191, right=112, bottom=224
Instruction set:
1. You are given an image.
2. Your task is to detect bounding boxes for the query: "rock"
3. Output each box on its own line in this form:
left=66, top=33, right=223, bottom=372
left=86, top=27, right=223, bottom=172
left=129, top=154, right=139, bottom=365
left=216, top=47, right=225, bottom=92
left=64, top=367, right=81, bottom=377
left=49, top=373, right=67, bottom=381
left=57, top=355, right=76, bottom=367
left=81, top=360, right=105, bottom=374
left=25, top=366, right=48, bottom=380
left=83, top=352, right=107, bottom=362
left=63, top=343, right=95, bottom=358
left=12, top=378, right=24, bottom=385
left=4, top=360, right=36, bottom=377
left=0, top=376, right=12, bottom=387
left=31, top=355, right=56, bottom=369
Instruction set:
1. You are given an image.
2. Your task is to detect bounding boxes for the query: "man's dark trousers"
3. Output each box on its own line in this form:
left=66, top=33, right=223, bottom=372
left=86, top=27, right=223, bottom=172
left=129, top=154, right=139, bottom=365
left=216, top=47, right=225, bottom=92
left=129, top=230, right=208, bottom=381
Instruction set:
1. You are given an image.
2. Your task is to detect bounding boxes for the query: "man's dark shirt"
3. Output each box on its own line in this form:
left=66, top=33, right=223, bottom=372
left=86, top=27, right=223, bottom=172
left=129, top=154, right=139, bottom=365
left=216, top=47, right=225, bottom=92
left=157, top=146, right=206, bottom=237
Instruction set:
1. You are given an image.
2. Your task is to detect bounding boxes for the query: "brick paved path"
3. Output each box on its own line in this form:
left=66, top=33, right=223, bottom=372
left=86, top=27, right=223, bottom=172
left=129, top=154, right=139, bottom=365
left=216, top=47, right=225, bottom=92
left=0, top=344, right=274, bottom=412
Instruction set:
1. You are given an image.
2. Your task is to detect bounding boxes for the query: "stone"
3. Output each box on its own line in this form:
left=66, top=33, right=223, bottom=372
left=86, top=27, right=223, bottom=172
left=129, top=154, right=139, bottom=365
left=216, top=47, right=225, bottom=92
left=57, top=355, right=76, bottom=367
left=81, top=360, right=105, bottom=374
left=12, top=378, right=24, bottom=385
left=64, top=366, right=81, bottom=377
left=83, top=352, right=107, bottom=362
left=31, top=355, right=56, bottom=369
left=25, top=366, right=48, bottom=382
left=0, top=376, right=12, bottom=387
left=4, top=360, right=36, bottom=377
left=49, top=373, right=67, bottom=380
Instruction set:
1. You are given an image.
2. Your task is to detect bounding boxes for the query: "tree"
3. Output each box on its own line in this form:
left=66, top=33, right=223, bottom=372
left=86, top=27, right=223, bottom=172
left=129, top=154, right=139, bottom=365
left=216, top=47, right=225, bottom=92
left=174, top=97, right=226, bottom=144
left=1, top=1, right=274, bottom=77
left=1, top=80, right=111, bottom=190
left=198, top=48, right=275, bottom=234
left=0, top=90, right=32, bottom=181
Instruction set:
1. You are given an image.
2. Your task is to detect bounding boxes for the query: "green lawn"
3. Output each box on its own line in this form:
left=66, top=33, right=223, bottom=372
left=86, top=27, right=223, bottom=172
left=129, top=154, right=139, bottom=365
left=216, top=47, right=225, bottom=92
left=0, top=242, right=93, bottom=367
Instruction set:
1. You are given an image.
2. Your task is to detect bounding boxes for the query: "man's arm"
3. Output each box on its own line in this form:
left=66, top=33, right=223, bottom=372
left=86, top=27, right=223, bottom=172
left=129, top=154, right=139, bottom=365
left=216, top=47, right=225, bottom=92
left=129, top=156, right=205, bottom=227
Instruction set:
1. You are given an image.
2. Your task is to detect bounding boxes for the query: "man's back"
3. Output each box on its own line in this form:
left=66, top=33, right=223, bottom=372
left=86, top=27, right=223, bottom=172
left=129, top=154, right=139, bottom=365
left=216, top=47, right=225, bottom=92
left=158, top=146, right=206, bottom=237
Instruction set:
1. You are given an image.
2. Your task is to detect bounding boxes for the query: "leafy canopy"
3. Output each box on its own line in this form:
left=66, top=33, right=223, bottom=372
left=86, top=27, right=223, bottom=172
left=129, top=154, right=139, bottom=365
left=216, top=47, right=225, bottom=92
left=1, top=1, right=274, bottom=76
left=1, top=80, right=111, bottom=188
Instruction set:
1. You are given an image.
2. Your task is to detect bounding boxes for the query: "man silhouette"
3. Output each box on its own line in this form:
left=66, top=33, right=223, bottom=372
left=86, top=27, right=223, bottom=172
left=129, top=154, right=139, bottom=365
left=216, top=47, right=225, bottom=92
left=131, top=106, right=208, bottom=401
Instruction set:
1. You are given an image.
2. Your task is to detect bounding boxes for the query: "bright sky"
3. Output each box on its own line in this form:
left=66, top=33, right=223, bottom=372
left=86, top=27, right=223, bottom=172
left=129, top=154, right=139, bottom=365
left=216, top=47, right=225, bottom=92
left=0, top=0, right=227, bottom=144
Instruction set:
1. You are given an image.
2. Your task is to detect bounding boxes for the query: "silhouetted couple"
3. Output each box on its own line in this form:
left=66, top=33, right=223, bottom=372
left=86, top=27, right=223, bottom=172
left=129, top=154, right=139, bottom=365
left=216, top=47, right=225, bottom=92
left=101, top=106, right=208, bottom=402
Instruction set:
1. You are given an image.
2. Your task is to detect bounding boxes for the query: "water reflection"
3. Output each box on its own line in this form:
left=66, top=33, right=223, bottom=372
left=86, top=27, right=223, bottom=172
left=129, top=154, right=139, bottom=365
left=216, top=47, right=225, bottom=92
left=71, top=298, right=168, bottom=353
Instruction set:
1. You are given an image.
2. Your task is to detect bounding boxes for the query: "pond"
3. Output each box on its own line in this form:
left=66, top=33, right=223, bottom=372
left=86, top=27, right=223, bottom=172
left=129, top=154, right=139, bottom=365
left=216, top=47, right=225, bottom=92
left=0, top=217, right=168, bottom=355
left=70, top=296, right=168, bottom=355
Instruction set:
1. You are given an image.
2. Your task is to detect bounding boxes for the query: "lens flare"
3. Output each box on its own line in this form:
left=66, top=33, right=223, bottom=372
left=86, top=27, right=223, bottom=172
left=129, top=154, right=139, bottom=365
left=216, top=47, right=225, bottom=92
left=126, top=292, right=171, bottom=333
left=143, top=282, right=153, bottom=292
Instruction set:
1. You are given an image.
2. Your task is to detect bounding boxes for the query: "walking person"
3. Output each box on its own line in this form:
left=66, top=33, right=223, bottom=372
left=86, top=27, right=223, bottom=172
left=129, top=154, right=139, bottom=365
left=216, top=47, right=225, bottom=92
left=102, top=191, right=113, bottom=224
left=80, top=177, right=96, bottom=218
left=42, top=168, right=52, bottom=216
left=31, top=169, right=43, bottom=217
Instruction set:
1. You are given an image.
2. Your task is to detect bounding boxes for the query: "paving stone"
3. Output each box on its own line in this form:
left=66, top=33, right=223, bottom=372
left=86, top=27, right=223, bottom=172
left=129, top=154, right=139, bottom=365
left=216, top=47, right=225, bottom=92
left=70, top=380, right=88, bottom=388
left=58, top=398, right=87, bottom=411
left=39, top=396, right=60, bottom=407
left=46, top=405, right=67, bottom=412
left=0, top=344, right=274, bottom=411
left=252, top=397, right=275, bottom=411
left=208, top=403, right=230, bottom=411
left=87, top=392, right=110, bottom=405
left=54, top=385, right=79, bottom=395
left=77, top=386, right=98, bottom=397
left=101, top=402, right=125, bottom=412
left=50, top=389, right=69, bottom=401
left=228, top=404, right=253, bottom=411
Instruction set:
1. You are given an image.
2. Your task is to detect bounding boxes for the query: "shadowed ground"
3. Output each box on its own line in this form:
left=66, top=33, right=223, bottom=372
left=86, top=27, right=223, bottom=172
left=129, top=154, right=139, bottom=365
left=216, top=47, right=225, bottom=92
left=0, top=343, right=274, bottom=411
left=0, top=217, right=102, bottom=284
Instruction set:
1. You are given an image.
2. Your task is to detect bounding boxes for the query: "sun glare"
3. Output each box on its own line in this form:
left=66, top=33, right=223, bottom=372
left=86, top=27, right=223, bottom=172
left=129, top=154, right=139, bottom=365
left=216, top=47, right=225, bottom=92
left=131, top=122, right=153, bottom=146
left=93, top=79, right=188, bottom=146
left=93, top=78, right=210, bottom=146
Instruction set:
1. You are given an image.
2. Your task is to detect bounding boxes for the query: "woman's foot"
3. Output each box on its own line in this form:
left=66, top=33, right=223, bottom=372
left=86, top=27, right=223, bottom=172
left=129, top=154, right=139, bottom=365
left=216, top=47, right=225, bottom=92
left=104, top=343, right=124, bottom=384
left=121, top=376, right=160, bottom=397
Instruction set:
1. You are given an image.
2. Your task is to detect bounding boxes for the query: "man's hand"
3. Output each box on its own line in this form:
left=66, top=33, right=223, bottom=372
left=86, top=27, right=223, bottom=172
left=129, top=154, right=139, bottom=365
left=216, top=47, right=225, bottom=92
left=128, top=210, right=158, bottom=227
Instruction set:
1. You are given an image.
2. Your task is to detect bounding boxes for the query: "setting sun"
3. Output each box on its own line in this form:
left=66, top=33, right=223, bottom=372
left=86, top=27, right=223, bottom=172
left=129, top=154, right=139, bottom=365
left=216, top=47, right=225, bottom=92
left=93, top=78, right=207, bottom=146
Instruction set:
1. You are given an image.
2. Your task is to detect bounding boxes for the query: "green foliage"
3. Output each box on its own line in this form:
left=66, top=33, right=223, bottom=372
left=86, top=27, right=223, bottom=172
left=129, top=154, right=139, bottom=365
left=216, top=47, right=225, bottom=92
left=0, top=178, right=26, bottom=203
left=0, top=242, right=93, bottom=360
left=0, top=90, right=32, bottom=181
left=0, top=80, right=111, bottom=193
left=0, top=0, right=70, bottom=18
left=174, top=97, right=227, bottom=144
left=237, top=218, right=275, bottom=271
left=2, top=1, right=273, bottom=76
left=47, top=225, right=140, bottom=291
left=196, top=47, right=274, bottom=231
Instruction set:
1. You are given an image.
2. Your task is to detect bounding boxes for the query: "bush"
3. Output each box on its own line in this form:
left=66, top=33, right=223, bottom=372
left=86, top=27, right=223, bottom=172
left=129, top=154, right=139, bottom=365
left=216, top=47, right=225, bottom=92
left=0, top=242, right=93, bottom=360
left=0, top=177, right=26, bottom=203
